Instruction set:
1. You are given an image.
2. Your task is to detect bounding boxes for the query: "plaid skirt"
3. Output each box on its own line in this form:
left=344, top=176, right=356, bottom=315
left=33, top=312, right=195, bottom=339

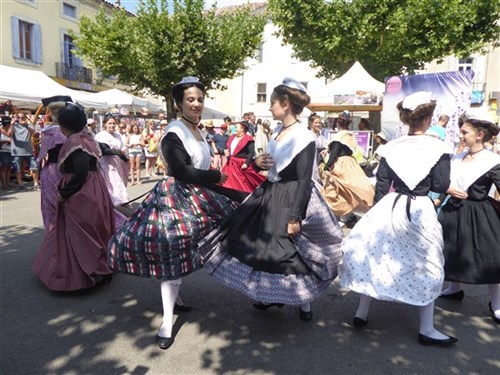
left=108, top=177, right=239, bottom=280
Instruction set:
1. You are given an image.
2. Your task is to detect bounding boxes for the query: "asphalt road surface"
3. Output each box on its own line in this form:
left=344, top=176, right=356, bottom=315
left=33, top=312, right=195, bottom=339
left=1, top=179, right=499, bottom=375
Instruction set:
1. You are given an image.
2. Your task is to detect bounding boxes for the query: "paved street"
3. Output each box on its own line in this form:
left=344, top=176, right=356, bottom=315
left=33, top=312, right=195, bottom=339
left=1, top=180, right=499, bottom=375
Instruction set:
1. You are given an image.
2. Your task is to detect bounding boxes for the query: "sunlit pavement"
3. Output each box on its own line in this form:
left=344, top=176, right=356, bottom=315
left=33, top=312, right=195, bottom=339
left=1, top=180, right=499, bottom=375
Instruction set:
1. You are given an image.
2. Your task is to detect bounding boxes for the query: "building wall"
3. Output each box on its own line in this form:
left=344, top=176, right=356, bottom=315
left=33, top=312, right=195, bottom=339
left=3, top=1, right=97, bottom=75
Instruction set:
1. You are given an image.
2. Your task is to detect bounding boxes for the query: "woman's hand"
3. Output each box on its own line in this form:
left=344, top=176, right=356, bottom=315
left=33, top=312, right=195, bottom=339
left=287, top=221, right=301, bottom=238
left=255, top=153, right=273, bottom=170
left=219, top=172, right=228, bottom=184
left=57, top=193, right=66, bottom=203
left=446, top=187, right=468, bottom=200
left=241, top=163, right=248, bottom=170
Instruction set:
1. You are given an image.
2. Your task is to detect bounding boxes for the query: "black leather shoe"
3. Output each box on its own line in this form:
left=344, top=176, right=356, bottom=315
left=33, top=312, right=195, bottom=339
left=439, top=290, right=464, bottom=301
left=156, top=335, right=174, bottom=350
left=174, top=303, right=192, bottom=313
left=418, top=334, right=457, bottom=347
left=94, top=274, right=113, bottom=287
left=489, top=302, right=500, bottom=324
left=252, top=302, right=284, bottom=310
left=353, top=317, right=368, bottom=327
left=299, top=308, right=313, bottom=321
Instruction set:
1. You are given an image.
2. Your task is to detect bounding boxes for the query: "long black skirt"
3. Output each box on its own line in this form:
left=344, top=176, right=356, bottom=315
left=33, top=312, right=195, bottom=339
left=439, top=197, right=500, bottom=284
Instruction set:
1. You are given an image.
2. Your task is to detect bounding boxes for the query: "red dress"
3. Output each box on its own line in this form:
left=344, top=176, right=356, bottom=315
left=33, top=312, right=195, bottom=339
left=221, top=134, right=265, bottom=193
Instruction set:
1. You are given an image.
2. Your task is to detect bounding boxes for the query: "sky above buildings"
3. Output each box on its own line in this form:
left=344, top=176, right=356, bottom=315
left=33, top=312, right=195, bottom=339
left=120, top=0, right=264, bottom=14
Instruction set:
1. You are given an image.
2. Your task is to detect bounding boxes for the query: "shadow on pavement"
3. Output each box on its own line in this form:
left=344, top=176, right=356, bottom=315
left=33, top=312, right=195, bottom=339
left=1, top=217, right=499, bottom=374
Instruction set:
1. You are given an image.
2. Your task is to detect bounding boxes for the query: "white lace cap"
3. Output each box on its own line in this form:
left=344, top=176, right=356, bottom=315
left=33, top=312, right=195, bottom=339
left=282, top=77, right=307, bottom=92
left=466, top=108, right=495, bottom=123
left=402, top=91, right=433, bottom=110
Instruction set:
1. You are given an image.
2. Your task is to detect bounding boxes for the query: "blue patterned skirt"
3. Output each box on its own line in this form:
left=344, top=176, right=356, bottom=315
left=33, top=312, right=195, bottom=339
left=199, top=181, right=344, bottom=304
left=108, top=177, right=239, bottom=280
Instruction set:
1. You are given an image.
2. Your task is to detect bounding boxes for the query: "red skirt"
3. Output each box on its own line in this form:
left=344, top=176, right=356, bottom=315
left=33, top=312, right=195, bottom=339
left=221, top=157, right=265, bottom=193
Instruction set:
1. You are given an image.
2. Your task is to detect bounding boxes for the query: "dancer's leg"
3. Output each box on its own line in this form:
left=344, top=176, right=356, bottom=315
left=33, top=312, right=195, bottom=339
left=355, top=294, right=372, bottom=321
left=441, top=281, right=462, bottom=295
left=419, top=302, right=450, bottom=340
left=488, top=283, right=500, bottom=317
left=158, top=279, right=182, bottom=338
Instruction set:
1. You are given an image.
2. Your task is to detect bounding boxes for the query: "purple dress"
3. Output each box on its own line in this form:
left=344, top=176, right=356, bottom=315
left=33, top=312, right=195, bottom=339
left=37, top=124, right=66, bottom=230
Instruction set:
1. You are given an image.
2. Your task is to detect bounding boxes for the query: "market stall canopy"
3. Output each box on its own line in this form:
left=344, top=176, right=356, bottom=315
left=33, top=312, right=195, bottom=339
left=87, top=88, right=161, bottom=111
left=201, top=106, right=229, bottom=120
left=0, top=64, right=108, bottom=109
left=309, top=61, right=385, bottom=110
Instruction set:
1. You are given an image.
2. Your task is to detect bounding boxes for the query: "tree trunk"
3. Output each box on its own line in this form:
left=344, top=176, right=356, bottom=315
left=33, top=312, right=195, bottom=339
left=164, top=92, right=177, bottom=121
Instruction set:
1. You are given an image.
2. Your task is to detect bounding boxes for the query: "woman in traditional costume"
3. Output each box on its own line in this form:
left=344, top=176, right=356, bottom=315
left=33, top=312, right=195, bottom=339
left=94, top=114, right=129, bottom=206
left=32, top=101, right=115, bottom=291
left=320, top=112, right=374, bottom=225
left=308, top=113, right=328, bottom=165
left=199, top=78, right=344, bottom=321
left=108, top=77, right=242, bottom=350
left=37, top=96, right=70, bottom=229
left=221, top=121, right=265, bottom=193
left=438, top=117, right=500, bottom=325
left=339, top=91, right=457, bottom=347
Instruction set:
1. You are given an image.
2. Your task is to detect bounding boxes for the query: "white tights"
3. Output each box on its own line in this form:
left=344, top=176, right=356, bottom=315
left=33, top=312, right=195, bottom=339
left=355, top=294, right=450, bottom=340
left=158, top=279, right=182, bottom=338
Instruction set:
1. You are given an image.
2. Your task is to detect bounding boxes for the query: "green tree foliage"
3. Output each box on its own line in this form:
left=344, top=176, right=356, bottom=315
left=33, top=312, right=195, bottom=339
left=75, top=0, right=266, bottom=116
left=268, top=0, right=500, bottom=80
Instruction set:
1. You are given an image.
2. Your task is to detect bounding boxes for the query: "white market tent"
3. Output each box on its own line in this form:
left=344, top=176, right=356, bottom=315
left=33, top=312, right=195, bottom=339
left=0, top=64, right=108, bottom=109
left=88, top=88, right=161, bottom=111
left=308, top=61, right=385, bottom=111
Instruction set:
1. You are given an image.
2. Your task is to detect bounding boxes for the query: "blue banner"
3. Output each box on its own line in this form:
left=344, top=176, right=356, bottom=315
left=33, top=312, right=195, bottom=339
left=382, top=70, right=474, bottom=151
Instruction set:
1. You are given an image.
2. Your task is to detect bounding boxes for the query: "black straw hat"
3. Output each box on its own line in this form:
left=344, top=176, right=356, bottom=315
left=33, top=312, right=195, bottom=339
left=42, top=95, right=73, bottom=107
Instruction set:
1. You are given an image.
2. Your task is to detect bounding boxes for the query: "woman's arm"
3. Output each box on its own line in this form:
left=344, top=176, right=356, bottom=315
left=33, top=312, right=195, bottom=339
left=289, top=142, right=315, bottom=221
left=374, top=158, right=393, bottom=203
left=58, top=149, right=90, bottom=199
left=244, top=141, right=255, bottom=167
left=287, top=142, right=315, bottom=236
left=162, top=132, right=222, bottom=184
left=431, top=153, right=451, bottom=193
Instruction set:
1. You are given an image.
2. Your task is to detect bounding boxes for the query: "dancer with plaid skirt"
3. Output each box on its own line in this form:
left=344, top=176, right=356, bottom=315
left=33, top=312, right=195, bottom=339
left=108, top=77, right=242, bottom=350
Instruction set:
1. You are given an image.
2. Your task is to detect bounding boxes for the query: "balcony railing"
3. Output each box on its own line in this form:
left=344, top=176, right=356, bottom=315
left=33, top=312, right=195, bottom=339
left=55, top=63, right=93, bottom=84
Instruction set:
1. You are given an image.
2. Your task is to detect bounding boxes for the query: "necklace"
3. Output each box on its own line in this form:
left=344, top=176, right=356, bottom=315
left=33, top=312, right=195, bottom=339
left=468, top=147, right=485, bottom=155
left=282, top=120, right=298, bottom=129
left=181, top=115, right=199, bottom=128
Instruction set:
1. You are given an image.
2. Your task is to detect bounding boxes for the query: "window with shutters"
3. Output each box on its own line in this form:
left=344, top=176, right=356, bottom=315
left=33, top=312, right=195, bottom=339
left=64, top=34, right=82, bottom=67
left=11, top=17, right=42, bottom=64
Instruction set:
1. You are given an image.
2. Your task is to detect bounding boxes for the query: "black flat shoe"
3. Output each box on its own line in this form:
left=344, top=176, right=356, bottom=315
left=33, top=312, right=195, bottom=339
left=94, top=274, right=113, bottom=288
left=252, top=302, right=284, bottom=311
left=489, top=302, right=500, bottom=324
left=299, top=308, right=313, bottom=321
left=418, top=334, right=457, bottom=347
left=156, top=335, right=174, bottom=350
left=439, top=290, right=464, bottom=301
left=353, top=317, right=368, bottom=327
left=174, top=303, right=192, bottom=313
